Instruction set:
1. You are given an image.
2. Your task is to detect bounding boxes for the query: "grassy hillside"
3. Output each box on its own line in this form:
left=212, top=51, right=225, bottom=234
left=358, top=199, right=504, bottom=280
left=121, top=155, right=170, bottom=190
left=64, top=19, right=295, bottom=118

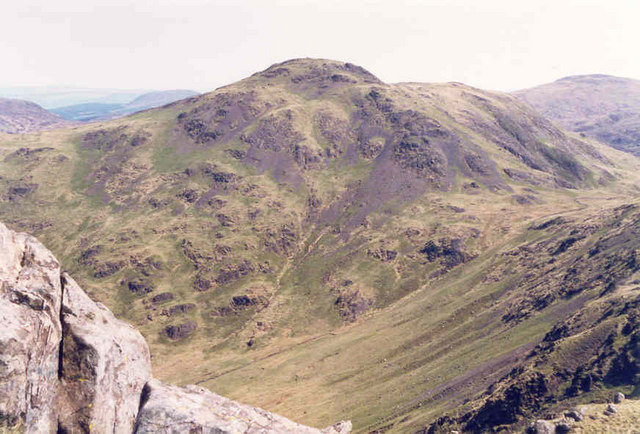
left=0, top=59, right=639, bottom=432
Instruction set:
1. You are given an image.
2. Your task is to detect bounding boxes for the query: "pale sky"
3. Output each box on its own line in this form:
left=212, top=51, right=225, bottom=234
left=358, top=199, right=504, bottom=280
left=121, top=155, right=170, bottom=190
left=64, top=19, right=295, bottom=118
left=2, top=0, right=638, bottom=92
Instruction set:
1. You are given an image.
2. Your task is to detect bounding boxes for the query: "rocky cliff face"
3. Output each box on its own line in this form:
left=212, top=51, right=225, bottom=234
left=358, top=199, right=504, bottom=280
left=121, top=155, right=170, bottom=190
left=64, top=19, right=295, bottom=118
left=0, top=222, right=61, bottom=432
left=0, top=222, right=351, bottom=433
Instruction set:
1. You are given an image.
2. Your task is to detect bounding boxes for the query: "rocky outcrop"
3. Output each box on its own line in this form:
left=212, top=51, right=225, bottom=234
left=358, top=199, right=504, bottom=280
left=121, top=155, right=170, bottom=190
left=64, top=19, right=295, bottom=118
left=530, top=420, right=554, bottom=434
left=57, top=273, right=151, bottom=432
left=135, top=380, right=351, bottom=434
left=0, top=222, right=351, bottom=433
left=0, top=223, right=62, bottom=432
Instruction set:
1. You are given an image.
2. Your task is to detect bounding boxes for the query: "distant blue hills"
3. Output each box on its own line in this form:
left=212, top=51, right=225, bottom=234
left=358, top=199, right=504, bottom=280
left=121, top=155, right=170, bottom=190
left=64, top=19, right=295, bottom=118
left=51, top=89, right=199, bottom=121
left=0, top=87, right=199, bottom=122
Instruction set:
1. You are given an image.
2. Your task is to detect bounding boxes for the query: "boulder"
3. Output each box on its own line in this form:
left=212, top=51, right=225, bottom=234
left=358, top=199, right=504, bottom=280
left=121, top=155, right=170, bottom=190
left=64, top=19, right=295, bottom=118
left=555, top=421, right=571, bottom=433
left=531, top=419, right=555, bottom=434
left=564, top=410, right=583, bottom=422
left=614, top=392, right=625, bottom=403
left=57, top=273, right=152, bottom=432
left=135, top=379, right=351, bottom=434
left=604, top=403, right=618, bottom=416
left=0, top=222, right=62, bottom=432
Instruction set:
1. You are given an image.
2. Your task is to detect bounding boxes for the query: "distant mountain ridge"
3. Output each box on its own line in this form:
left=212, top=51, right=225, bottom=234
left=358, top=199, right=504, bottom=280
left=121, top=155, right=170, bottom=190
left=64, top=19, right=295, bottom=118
left=0, top=86, right=150, bottom=109
left=0, top=97, right=71, bottom=134
left=49, top=103, right=123, bottom=122
left=124, top=89, right=200, bottom=110
left=514, top=74, right=640, bottom=155
left=51, top=89, right=199, bottom=121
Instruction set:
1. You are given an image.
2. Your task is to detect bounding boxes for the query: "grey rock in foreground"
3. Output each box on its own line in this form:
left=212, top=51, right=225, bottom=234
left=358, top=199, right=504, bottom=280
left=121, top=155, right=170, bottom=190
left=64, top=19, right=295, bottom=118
left=0, top=223, right=62, bottom=432
left=57, top=273, right=152, bottom=432
left=0, top=222, right=350, bottom=433
left=135, top=379, right=351, bottom=434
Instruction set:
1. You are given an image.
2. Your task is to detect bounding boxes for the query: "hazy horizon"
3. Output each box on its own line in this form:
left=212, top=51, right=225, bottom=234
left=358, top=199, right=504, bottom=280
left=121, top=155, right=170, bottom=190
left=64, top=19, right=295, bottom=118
left=3, top=0, right=639, bottom=93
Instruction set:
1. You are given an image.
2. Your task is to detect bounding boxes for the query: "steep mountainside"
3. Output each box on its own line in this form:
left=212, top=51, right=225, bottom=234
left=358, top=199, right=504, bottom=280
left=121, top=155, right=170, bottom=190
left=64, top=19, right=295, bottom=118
left=515, top=74, right=640, bottom=156
left=52, top=89, right=199, bottom=121
left=0, top=97, right=71, bottom=133
left=0, top=59, right=638, bottom=432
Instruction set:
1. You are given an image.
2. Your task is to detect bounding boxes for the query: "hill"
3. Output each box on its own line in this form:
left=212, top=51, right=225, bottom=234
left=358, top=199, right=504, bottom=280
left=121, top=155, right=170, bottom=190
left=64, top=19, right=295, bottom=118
left=50, top=102, right=124, bottom=122
left=0, top=86, right=149, bottom=109
left=119, top=89, right=200, bottom=112
left=0, top=97, right=71, bottom=133
left=0, top=59, right=638, bottom=432
left=52, top=89, right=199, bottom=121
left=515, top=74, right=640, bottom=156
